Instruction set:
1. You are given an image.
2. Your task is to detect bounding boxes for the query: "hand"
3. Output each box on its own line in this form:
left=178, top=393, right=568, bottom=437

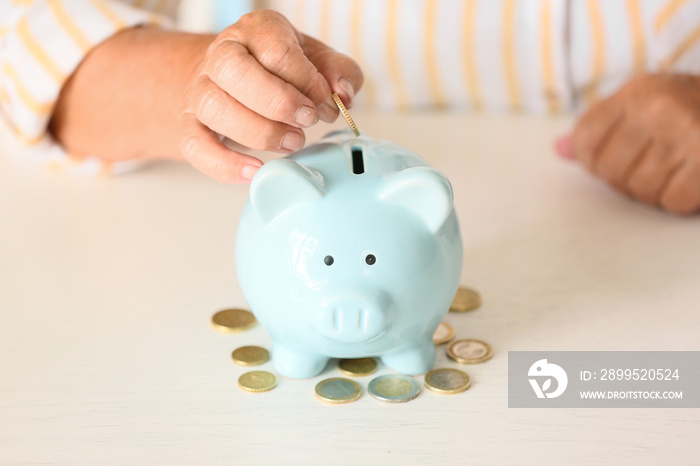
left=180, top=10, right=363, bottom=183
left=555, top=73, right=700, bottom=214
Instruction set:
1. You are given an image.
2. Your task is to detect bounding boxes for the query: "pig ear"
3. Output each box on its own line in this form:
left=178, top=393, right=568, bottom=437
left=378, top=167, right=454, bottom=233
left=250, top=159, right=326, bottom=224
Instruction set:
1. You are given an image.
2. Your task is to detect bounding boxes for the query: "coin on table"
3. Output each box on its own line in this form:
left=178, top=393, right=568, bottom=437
left=211, top=308, right=256, bottom=333
left=331, top=92, right=360, bottom=137
left=315, top=377, right=362, bottom=404
left=433, top=321, right=456, bottom=345
left=446, top=338, right=493, bottom=364
left=368, top=374, right=421, bottom=403
left=424, top=368, right=471, bottom=394
left=338, top=358, right=378, bottom=377
left=232, top=346, right=269, bottom=366
left=238, top=370, right=277, bottom=393
left=449, top=287, right=482, bottom=312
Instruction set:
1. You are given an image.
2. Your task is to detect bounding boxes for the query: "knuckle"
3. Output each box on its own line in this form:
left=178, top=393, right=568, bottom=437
left=207, top=41, right=248, bottom=83
left=265, top=83, right=297, bottom=121
left=253, top=121, right=282, bottom=150
left=195, top=84, right=229, bottom=124
left=211, top=158, right=240, bottom=183
left=257, top=41, right=296, bottom=74
left=180, top=134, right=199, bottom=162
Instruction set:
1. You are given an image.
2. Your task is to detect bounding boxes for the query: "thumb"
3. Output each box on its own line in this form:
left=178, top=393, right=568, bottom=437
left=300, top=35, right=364, bottom=109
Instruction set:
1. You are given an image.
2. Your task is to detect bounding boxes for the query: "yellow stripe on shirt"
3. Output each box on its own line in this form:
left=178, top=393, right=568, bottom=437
left=387, top=0, right=409, bottom=109
left=90, top=0, right=127, bottom=29
left=502, top=0, right=520, bottom=111
left=655, top=0, right=689, bottom=33
left=48, top=0, right=92, bottom=52
left=626, top=0, right=646, bottom=73
left=294, top=0, right=306, bottom=33
left=319, top=0, right=331, bottom=45
left=350, top=0, right=376, bottom=109
left=585, top=0, right=605, bottom=104
left=661, top=22, right=700, bottom=69
left=17, top=18, right=65, bottom=83
left=2, top=62, right=53, bottom=115
left=540, top=0, right=559, bottom=114
left=462, top=0, right=482, bottom=110
left=425, top=0, right=446, bottom=108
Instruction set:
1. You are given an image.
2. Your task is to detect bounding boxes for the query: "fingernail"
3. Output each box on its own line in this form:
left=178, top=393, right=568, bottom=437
left=241, top=164, right=260, bottom=181
left=338, top=78, right=355, bottom=107
left=280, top=131, right=305, bottom=151
left=319, top=102, right=337, bottom=122
left=294, top=105, right=318, bottom=127
left=555, top=135, right=575, bottom=159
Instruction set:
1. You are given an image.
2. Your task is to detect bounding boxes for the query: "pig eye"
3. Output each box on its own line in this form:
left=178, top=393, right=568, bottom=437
left=365, top=254, right=376, bottom=265
left=324, top=255, right=334, bottom=266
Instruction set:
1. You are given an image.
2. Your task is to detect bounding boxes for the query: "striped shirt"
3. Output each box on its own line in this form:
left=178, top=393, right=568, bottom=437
left=266, top=0, right=700, bottom=113
left=2, top=0, right=700, bottom=169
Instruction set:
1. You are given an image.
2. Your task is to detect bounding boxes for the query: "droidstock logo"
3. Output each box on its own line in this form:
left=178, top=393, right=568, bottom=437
left=528, top=359, right=568, bottom=399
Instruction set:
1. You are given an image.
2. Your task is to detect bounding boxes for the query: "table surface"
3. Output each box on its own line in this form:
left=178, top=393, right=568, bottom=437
left=1, top=111, right=699, bottom=466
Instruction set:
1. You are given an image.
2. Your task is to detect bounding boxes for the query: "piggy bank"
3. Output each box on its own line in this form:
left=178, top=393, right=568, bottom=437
left=235, top=131, right=463, bottom=379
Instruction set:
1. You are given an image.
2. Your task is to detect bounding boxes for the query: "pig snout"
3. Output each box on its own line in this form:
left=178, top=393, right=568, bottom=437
left=313, top=291, right=391, bottom=343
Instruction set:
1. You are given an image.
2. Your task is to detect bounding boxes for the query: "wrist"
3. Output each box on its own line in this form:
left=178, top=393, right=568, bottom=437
left=50, top=27, right=215, bottom=161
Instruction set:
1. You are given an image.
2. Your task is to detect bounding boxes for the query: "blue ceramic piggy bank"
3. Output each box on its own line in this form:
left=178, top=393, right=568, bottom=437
left=235, top=131, right=463, bottom=379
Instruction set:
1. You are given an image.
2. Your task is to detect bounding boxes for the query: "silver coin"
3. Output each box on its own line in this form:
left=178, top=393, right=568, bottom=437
left=368, top=374, right=421, bottom=403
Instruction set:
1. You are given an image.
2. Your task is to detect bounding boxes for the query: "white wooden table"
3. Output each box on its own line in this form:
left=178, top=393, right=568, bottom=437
left=1, top=112, right=699, bottom=465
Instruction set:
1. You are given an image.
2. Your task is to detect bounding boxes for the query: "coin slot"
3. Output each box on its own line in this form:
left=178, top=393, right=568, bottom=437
left=351, top=147, right=364, bottom=174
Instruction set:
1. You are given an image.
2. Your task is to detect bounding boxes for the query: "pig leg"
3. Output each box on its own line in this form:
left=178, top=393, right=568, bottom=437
left=380, top=337, right=436, bottom=375
left=272, top=344, right=329, bottom=379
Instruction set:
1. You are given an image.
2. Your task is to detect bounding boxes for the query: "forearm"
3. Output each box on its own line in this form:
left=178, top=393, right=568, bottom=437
left=49, top=27, right=214, bottom=161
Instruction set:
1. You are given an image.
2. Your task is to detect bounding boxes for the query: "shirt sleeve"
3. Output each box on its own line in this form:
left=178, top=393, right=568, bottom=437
left=0, top=0, right=174, bottom=147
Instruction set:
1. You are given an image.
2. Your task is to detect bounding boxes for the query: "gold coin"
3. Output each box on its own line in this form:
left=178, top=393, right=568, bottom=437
left=315, top=377, right=362, bottom=404
left=211, top=308, right=256, bottom=333
left=232, top=346, right=269, bottom=366
left=331, top=92, right=360, bottom=137
left=238, top=371, right=277, bottom=393
left=432, top=321, right=456, bottom=345
left=449, top=287, right=482, bottom=312
left=446, top=338, right=494, bottom=364
left=368, top=375, right=421, bottom=403
left=424, top=368, right=471, bottom=394
left=338, top=358, right=378, bottom=377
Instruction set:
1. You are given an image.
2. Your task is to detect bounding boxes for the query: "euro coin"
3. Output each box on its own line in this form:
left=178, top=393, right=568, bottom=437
left=238, top=371, right=277, bottom=393
left=338, top=358, right=378, bottom=377
left=368, top=374, right=421, bottom=403
left=450, top=287, right=482, bottom=312
left=424, top=368, right=471, bottom=394
left=232, top=346, right=269, bottom=366
left=331, top=92, right=360, bottom=137
left=211, top=308, right=256, bottom=333
left=446, top=338, right=493, bottom=364
left=433, top=321, right=456, bottom=345
left=315, top=377, right=362, bottom=404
